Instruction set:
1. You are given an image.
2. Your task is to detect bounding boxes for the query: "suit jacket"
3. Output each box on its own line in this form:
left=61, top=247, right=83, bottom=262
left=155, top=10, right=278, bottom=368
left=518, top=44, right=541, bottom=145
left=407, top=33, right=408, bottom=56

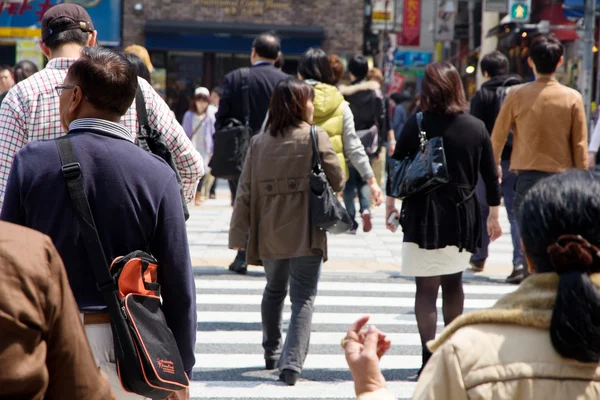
left=216, top=63, right=288, bottom=135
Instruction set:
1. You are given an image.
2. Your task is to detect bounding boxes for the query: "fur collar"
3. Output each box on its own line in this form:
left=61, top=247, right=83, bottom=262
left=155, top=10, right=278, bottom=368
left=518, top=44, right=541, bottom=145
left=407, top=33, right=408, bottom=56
left=428, top=273, right=600, bottom=352
left=338, top=80, right=380, bottom=96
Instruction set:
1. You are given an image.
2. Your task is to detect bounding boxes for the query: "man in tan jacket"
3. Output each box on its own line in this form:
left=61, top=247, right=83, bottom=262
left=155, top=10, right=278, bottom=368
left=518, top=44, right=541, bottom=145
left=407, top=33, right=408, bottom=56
left=491, top=34, right=588, bottom=281
left=0, top=221, right=113, bottom=399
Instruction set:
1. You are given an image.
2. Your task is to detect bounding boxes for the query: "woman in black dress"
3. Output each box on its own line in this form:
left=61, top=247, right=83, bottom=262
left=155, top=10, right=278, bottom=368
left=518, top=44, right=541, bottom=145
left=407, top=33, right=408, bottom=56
left=385, top=62, right=503, bottom=373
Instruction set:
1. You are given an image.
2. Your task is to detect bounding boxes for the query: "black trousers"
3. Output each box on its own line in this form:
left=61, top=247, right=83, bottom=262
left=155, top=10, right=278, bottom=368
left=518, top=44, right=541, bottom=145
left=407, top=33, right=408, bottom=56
left=228, top=177, right=246, bottom=262
left=514, top=171, right=554, bottom=222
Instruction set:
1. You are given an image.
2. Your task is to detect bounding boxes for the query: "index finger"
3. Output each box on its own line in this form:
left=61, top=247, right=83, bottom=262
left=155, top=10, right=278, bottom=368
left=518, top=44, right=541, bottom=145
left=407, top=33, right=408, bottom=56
left=348, top=316, right=371, bottom=337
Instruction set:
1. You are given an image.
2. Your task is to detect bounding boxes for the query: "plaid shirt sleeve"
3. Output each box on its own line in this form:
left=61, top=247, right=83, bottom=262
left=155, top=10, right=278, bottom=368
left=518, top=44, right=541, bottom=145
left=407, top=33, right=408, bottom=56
left=0, top=89, right=28, bottom=211
left=140, top=79, right=204, bottom=202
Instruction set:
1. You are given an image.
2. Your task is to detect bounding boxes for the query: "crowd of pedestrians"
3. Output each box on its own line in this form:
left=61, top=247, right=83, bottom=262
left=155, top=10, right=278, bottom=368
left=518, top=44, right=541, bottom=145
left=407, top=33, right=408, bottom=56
left=0, top=4, right=599, bottom=398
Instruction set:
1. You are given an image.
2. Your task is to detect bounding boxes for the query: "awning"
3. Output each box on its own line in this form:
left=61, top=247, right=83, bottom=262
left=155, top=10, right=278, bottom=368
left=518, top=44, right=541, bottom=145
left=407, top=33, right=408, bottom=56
left=145, top=21, right=325, bottom=54
left=535, top=2, right=579, bottom=42
left=563, top=0, right=584, bottom=20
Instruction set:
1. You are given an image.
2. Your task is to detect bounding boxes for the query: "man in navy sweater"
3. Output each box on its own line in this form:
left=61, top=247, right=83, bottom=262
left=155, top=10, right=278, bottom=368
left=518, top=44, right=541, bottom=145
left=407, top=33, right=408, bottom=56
left=0, top=47, right=195, bottom=399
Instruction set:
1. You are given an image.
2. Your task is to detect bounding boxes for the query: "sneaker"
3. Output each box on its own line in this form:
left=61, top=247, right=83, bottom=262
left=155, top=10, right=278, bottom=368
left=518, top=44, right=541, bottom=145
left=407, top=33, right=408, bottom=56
left=346, top=228, right=357, bottom=235
left=361, top=210, right=372, bottom=233
left=469, top=258, right=485, bottom=273
left=506, top=266, right=525, bottom=284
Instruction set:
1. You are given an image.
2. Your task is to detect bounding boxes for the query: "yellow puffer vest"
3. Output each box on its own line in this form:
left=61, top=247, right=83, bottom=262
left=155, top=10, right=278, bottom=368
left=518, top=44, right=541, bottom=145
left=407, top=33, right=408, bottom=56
left=310, top=82, right=348, bottom=178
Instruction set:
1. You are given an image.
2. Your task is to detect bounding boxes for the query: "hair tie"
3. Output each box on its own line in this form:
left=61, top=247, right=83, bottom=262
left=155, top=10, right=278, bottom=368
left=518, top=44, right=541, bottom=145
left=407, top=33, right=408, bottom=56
left=547, top=235, right=600, bottom=275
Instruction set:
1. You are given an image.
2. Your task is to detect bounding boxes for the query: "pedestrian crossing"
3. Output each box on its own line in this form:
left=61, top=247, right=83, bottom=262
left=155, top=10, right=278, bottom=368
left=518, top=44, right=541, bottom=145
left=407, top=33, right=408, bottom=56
left=189, top=269, right=516, bottom=400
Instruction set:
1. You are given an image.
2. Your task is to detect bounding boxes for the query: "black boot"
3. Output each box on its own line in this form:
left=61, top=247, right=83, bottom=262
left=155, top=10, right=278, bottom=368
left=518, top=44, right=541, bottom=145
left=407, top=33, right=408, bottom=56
left=279, top=369, right=299, bottom=386
left=417, top=346, right=433, bottom=377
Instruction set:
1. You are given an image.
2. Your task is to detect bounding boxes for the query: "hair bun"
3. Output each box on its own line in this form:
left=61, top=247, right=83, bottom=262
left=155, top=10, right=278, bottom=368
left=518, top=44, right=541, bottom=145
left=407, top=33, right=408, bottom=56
left=547, top=235, right=600, bottom=274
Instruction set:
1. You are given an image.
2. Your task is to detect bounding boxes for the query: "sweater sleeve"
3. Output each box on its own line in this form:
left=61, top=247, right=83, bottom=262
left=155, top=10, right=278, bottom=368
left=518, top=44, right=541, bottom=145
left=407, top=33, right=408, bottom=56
left=150, top=174, right=197, bottom=377
left=480, top=127, right=502, bottom=207
left=392, top=114, right=419, bottom=160
left=570, top=94, right=589, bottom=170
left=0, top=151, right=26, bottom=225
left=342, top=106, right=374, bottom=180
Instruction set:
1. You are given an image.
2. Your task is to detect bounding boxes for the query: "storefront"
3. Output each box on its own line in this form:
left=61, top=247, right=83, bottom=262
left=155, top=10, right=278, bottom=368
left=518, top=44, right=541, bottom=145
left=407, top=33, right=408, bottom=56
left=122, top=0, right=364, bottom=117
left=0, top=0, right=122, bottom=68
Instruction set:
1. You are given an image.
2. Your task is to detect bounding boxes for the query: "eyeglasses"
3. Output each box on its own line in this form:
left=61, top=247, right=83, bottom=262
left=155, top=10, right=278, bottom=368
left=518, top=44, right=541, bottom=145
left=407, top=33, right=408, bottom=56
left=55, top=84, right=76, bottom=96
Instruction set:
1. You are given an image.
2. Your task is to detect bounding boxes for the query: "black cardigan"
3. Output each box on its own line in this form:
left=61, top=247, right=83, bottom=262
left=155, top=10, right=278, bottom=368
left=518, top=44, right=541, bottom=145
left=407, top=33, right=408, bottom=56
left=390, top=112, right=501, bottom=253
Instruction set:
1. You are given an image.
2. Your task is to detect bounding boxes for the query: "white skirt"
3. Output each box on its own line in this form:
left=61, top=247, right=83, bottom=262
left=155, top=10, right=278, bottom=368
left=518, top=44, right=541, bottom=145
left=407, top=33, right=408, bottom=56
left=401, top=242, right=471, bottom=277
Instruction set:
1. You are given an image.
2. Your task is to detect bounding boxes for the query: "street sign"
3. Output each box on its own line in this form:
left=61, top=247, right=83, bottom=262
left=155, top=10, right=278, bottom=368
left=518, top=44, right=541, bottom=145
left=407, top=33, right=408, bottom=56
left=486, top=0, right=508, bottom=13
left=435, top=0, right=457, bottom=42
left=508, top=0, right=531, bottom=23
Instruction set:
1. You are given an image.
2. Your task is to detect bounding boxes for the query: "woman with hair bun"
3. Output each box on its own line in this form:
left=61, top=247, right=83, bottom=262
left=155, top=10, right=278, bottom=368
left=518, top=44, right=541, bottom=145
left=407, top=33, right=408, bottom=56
left=343, top=170, right=600, bottom=400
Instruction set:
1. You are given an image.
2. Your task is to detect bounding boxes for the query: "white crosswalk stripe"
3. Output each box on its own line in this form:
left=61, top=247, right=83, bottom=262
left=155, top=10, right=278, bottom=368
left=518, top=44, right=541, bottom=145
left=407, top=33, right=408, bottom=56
left=191, top=272, right=515, bottom=400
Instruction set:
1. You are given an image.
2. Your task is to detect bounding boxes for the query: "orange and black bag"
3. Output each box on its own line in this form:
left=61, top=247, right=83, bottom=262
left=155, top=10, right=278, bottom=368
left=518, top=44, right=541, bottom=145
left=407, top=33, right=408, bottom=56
left=57, top=137, right=189, bottom=399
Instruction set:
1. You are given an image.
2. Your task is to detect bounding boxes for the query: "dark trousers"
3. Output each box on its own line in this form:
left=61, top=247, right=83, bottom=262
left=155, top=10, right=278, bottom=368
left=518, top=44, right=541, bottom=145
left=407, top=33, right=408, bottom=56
left=262, top=256, right=322, bottom=372
left=343, top=167, right=370, bottom=227
left=228, top=177, right=246, bottom=262
left=210, top=179, right=218, bottom=196
left=514, top=170, right=554, bottom=222
left=472, top=161, right=524, bottom=267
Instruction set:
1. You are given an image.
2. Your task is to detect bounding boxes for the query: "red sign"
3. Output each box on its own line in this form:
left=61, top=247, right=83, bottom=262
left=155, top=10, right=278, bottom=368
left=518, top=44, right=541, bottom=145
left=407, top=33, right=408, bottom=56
left=400, top=0, right=421, bottom=46
left=387, top=72, right=406, bottom=95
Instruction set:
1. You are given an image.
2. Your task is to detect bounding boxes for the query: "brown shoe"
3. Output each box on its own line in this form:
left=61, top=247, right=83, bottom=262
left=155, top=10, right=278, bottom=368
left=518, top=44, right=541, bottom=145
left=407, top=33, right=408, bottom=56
left=469, top=259, right=485, bottom=273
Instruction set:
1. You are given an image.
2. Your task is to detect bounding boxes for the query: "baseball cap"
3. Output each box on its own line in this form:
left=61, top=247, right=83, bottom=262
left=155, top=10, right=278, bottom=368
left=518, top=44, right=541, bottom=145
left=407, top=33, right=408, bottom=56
left=41, top=4, right=94, bottom=42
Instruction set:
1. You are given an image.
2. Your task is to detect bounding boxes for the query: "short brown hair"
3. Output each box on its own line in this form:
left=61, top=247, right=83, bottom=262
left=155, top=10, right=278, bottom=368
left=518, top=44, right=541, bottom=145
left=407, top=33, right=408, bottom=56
left=68, top=47, right=138, bottom=116
left=367, top=68, right=384, bottom=85
left=420, top=62, right=467, bottom=115
left=329, top=55, right=345, bottom=85
left=189, top=92, right=210, bottom=113
left=266, top=77, right=314, bottom=137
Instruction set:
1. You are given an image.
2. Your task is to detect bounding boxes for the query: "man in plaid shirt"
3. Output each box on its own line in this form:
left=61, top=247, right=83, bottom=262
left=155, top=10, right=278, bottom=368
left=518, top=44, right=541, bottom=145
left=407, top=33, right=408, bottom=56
left=0, top=4, right=203, bottom=210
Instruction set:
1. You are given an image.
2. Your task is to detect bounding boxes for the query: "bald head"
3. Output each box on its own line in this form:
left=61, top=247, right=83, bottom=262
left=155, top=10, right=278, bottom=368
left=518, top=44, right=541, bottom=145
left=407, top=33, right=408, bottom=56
left=252, top=32, right=281, bottom=61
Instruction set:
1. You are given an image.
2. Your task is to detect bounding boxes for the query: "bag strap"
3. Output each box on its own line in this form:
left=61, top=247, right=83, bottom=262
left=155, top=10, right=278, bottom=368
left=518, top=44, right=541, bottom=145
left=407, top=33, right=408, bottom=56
left=55, top=137, right=117, bottom=295
left=309, top=125, right=322, bottom=171
left=135, top=85, right=149, bottom=130
left=241, top=67, right=250, bottom=127
left=416, top=112, right=427, bottom=150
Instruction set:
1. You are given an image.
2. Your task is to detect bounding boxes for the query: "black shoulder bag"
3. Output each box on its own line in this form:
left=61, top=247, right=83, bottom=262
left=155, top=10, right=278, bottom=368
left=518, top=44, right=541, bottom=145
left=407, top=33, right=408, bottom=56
left=135, top=86, right=190, bottom=221
left=309, top=125, right=352, bottom=234
left=387, top=112, right=449, bottom=199
left=209, top=67, right=250, bottom=180
left=56, top=137, right=189, bottom=399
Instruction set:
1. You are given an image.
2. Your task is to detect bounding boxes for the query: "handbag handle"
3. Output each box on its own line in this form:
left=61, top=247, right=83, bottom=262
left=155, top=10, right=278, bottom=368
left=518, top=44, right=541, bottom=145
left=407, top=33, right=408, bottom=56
left=309, top=125, right=322, bottom=172
left=416, top=112, right=427, bottom=152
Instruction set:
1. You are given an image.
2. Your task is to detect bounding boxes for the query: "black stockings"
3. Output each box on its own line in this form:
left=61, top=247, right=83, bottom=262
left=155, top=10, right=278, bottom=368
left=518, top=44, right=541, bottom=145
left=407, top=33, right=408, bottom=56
left=415, top=272, right=464, bottom=347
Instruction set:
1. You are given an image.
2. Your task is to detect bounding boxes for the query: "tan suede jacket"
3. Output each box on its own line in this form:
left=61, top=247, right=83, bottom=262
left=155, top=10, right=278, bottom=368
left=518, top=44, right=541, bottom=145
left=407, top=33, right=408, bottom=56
left=0, top=221, right=114, bottom=399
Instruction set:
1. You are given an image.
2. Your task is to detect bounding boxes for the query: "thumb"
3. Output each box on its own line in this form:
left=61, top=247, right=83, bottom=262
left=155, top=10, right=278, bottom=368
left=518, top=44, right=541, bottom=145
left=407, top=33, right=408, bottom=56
left=363, top=325, right=379, bottom=356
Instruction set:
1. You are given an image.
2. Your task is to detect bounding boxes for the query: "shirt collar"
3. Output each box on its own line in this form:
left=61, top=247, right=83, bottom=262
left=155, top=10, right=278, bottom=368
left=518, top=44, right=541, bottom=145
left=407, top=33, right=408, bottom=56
left=253, top=61, right=272, bottom=67
left=69, top=118, right=134, bottom=142
left=46, top=58, right=78, bottom=71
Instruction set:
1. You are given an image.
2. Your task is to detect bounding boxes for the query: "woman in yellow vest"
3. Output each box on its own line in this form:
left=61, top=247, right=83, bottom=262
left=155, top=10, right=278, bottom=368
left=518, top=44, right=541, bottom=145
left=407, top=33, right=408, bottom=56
left=297, top=48, right=383, bottom=234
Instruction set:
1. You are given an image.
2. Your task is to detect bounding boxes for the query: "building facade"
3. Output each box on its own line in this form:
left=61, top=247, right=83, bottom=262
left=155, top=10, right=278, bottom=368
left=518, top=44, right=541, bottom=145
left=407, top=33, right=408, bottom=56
left=122, top=0, right=364, bottom=109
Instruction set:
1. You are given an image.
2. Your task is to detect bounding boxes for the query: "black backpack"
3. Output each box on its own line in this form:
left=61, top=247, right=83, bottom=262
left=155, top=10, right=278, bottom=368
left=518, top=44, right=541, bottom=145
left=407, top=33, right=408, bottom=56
left=135, top=87, right=190, bottom=221
left=494, top=77, right=521, bottom=148
left=209, top=67, right=250, bottom=180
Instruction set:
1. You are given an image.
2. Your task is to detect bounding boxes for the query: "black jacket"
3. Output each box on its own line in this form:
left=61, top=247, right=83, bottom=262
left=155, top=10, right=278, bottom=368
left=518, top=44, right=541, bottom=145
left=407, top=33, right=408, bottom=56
left=390, top=112, right=501, bottom=253
left=470, top=74, right=524, bottom=161
left=340, top=80, right=384, bottom=140
left=216, top=63, right=288, bottom=135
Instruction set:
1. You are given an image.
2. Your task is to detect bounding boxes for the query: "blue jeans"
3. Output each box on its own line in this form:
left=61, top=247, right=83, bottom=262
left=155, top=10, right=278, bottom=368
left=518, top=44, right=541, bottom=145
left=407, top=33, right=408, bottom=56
left=472, top=161, right=524, bottom=267
left=343, top=167, right=370, bottom=227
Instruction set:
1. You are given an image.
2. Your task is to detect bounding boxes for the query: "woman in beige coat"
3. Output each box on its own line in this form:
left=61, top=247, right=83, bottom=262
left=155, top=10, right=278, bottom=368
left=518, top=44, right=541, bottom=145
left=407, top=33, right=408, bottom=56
left=343, top=170, right=600, bottom=399
left=230, top=77, right=345, bottom=386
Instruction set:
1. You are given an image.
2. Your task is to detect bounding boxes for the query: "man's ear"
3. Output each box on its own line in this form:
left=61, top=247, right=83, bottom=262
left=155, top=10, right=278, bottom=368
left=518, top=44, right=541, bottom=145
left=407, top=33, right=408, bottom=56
left=88, top=31, right=98, bottom=47
left=68, top=85, right=85, bottom=116
left=39, top=41, right=51, bottom=59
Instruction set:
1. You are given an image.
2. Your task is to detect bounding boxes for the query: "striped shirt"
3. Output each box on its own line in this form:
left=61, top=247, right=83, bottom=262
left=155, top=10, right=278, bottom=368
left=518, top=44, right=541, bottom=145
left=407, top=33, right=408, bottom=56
left=0, top=57, right=203, bottom=210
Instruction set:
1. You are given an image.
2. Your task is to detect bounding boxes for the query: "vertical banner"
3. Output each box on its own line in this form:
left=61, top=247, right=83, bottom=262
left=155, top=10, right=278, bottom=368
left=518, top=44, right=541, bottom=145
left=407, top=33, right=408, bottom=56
left=435, top=0, right=457, bottom=42
left=371, top=0, right=395, bottom=31
left=399, top=0, right=421, bottom=46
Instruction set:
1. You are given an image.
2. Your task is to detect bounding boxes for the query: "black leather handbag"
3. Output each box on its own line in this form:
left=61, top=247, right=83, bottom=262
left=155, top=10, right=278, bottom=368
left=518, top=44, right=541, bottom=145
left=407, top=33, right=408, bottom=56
left=387, top=112, right=449, bottom=200
left=309, top=125, right=352, bottom=234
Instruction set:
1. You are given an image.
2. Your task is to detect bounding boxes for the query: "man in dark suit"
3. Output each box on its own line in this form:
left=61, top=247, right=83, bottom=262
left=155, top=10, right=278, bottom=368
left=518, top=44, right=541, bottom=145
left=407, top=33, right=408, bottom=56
left=216, top=31, right=288, bottom=274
